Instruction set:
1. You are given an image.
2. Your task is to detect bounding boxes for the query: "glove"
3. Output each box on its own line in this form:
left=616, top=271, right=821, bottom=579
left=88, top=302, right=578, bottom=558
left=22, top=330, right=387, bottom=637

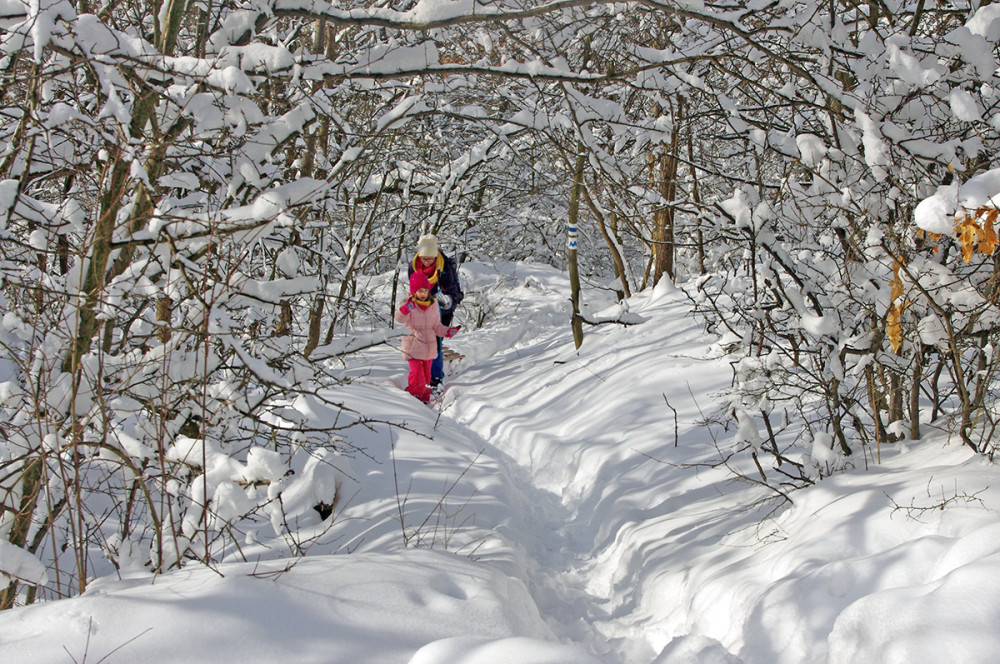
left=436, top=293, right=453, bottom=309
left=399, top=300, right=415, bottom=315
left=445, top=326, right=461, bottom=338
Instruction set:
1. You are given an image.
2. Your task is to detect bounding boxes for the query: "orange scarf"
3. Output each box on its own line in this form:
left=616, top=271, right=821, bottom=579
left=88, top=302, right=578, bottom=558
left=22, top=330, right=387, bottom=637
left=412, top=254, right=444, bottom=288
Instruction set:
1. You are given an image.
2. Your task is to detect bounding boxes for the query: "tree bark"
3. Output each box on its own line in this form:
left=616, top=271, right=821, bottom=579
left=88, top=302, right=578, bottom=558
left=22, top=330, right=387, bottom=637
left=568, top=149, right=585, bottom=349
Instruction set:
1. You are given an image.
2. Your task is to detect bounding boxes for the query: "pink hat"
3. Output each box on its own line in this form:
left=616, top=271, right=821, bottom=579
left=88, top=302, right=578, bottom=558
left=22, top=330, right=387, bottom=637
left=410, top=271, right=431, bottom=294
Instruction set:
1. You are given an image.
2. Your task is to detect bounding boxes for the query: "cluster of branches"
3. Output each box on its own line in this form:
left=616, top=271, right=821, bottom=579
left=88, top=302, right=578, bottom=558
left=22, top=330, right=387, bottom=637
left=677, top=1, right=1000, bottom=488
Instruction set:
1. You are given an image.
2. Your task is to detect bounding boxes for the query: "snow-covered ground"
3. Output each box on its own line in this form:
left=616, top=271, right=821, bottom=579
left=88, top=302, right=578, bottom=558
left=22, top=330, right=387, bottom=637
left=2, top=261, right=1000, bottom=664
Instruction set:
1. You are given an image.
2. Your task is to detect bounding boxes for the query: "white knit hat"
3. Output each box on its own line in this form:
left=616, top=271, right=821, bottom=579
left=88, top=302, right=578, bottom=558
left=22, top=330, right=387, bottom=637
left=416, top=234, right=438, bottom=257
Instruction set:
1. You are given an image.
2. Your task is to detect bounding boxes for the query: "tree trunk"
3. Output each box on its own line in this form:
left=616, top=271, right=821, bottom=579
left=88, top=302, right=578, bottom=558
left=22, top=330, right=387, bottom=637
left=910, top=348, right=922, bottom=440
left=0, top=458, right=44, bottom=610
left=582, top=183, right=631, bottom=299
left=651, top=160, right=676, bottom=286
left=568, top=149, right=585, bottom=349
left=649, top=100, right=682, bottom=287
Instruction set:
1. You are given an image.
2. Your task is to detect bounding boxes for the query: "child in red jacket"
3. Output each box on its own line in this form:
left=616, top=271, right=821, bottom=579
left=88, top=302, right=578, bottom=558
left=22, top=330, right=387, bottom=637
left=395, top=272, right=459, bottom=402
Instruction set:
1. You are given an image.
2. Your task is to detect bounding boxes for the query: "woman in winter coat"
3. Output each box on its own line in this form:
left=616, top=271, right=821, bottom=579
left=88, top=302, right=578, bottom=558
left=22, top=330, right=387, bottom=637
left=407, top=233, right=463, bottom=388
left=395, top=271, right=460, bottom=402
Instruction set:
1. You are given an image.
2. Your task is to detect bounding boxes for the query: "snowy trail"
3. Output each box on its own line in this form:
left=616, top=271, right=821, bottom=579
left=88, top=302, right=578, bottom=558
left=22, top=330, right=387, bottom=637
left=429, top=414, right=621, bottom=659
left=328, top=263, right=1000, bottom=664
left=432, top=273, right=743, bottom=662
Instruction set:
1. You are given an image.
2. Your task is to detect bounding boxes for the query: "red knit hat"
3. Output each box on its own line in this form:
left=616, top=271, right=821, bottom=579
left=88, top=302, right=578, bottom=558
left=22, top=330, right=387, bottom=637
left=410, top=271, right=431, bottom=294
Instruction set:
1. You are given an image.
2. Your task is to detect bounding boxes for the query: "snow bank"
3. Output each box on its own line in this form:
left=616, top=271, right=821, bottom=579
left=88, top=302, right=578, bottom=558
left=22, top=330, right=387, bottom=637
left=0, top=552, right=578, bottom=664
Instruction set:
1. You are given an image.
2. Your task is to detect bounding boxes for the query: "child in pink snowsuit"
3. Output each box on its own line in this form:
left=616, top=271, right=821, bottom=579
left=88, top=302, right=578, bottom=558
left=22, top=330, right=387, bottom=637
left=395, top=272, right=459, bottom=402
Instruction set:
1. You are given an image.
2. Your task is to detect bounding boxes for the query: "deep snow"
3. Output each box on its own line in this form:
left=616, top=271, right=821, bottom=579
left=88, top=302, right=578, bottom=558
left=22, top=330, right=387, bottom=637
left=2, top=261, right=1000, bottom=664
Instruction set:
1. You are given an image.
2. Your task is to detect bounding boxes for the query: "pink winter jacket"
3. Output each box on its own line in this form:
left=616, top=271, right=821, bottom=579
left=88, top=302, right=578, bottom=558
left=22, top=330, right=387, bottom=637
left=395, top=301, right=450, bottom=361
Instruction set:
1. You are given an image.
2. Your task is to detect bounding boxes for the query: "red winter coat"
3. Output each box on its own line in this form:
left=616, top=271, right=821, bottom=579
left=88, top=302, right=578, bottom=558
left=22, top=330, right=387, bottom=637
left=395, top=301, right=450, bottom=361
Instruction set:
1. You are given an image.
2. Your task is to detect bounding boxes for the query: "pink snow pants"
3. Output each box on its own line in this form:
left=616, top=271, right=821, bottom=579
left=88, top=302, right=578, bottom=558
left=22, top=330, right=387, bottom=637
left=406, top=359, right=433, bottom=402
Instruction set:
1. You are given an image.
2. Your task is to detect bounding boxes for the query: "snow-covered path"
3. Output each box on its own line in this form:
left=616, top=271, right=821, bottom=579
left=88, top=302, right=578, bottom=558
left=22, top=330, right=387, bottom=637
left=317, top=261, right=744, bottom=662
left=419, top=262, right=1000, bottom=664
left=431, top=265, right=746, bottom=662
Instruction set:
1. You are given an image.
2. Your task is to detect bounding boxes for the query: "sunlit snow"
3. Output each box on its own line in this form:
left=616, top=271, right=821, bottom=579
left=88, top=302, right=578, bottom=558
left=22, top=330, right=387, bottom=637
left=3, top=262, right=999, bottom=664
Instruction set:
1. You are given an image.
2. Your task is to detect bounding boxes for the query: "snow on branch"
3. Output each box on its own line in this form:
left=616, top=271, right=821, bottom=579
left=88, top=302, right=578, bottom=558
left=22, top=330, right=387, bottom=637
left=270, top=0, right=602, bottom=31
left=0, top=540, right=49, bottom=587
left=915, top=168, right=1000, bottom=237
left=580, top=301, right=648, bottom=327
left=309, top=329, right=408, bottom=360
